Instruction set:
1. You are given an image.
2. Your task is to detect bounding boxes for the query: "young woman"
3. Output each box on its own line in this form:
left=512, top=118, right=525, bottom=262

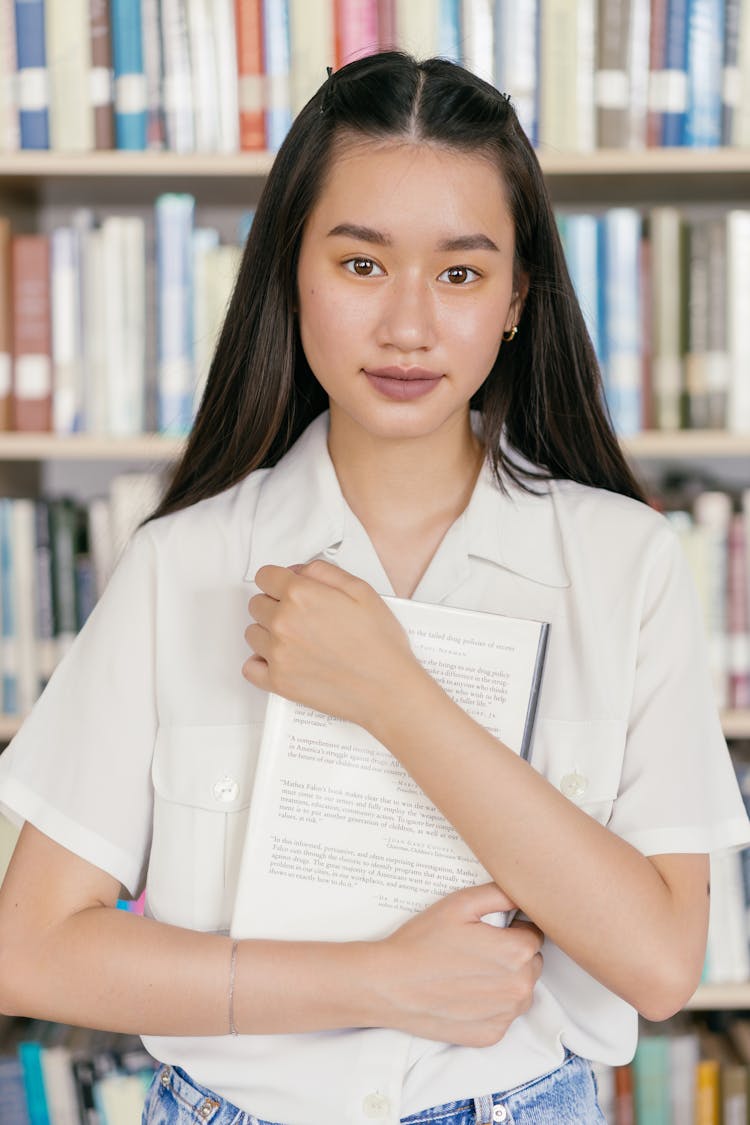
left=0, top=51, right=748, bottom=1125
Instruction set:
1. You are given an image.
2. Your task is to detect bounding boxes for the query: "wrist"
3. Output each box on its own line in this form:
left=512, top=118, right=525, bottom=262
left=366, top=660, right=451, bottom=747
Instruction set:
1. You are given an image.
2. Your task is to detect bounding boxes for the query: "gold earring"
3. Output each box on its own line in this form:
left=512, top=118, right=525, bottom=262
left=502, top=325, right=518, bottom=342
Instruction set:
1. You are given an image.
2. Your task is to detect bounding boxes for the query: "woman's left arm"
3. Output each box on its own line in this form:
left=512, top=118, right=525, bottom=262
left=243, top=561, right=709, bottom=1023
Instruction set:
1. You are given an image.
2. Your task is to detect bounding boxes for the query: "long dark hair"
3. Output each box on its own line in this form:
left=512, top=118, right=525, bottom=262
left=148, top=50, right=645, bottom=524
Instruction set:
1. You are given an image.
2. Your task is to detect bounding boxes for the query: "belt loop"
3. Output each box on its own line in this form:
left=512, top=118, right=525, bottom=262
left=473, top=1094, right=493, bottom=1124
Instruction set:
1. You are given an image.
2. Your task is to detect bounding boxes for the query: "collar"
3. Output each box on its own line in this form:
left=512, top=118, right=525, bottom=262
left=244, top=411, right=570, bottom=589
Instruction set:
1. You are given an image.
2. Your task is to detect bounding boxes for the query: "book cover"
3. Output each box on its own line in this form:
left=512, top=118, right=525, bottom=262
left=160, top=0, right=195, bottom=152
left=685, top=0, right=725, bottom=146
left=335, top=0, right=379, bottom=67
left=212, top=0, right=240, bottom=152
left=494, top=0, right=539, bottom=146
left=262, top=0, right=291, bottom=151
left=540, top=0, right=595, bottom=153
left=726, top=209, right=750, bottom=433
left=111, top=0, right=147, bottom=149
left=662, top=0, right=690, bottom=144
left=89, top=0, right=115, bottom=150
left=236, top=0, right=265, bottom=145
left=0, top=0, right=19, bottom=151
left=156, top=193, right=195, bottom=435
left=0, top=216, right=11, bottom=430
left=46, top=0, right=93, bottom=151
left=231, top=601, right=549, bottom=942
left=14, top=0, right=49, bottom=149
left=11, top=234, right=53, bottom=433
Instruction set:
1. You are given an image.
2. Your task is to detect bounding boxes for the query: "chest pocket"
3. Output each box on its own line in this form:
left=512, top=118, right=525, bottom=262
left=148, top=723, right=263, bottom=931
left=530, top=718, right=627, bottom=826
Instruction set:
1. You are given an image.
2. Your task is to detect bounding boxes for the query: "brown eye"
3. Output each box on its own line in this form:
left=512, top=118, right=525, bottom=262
left=345, top=257, right=383, bottom=277
left=439, top=265, right=480, bottom=285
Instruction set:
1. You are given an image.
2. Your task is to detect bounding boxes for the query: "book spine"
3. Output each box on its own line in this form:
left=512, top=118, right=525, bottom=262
left=0, top=500, right=17, bottom=715
left=600, top=209, right=642, bottom=436
left=685, top=218, right=710, bottom=428
left=18, top=1041, right=51, bottom=1125
left=187, top=0, right=220, bottom=151
left=726, top=209, right=750, bottom=433
left=377, top=0, right=395, bottom=47
left=540, top=0, right=581, bottom=151
left=0, top=216, right=11, bottom=430
left=696, top=1059, right=721, bottom=1124
left=142, top=0, right=166, bottom=148
left=0, top=0, right=20, bottom=151
left=626, top=0, right=651, bottom=147
left=461, top=0, right=494, bottom=83
left=560, top=213, right=601, bottom=362
left=89, top=0, right=115, bottom=149
left=110, top=0, right=147, bottom=149
left=437, top=0, right=461, bottom=62
left=647, top=0, right=668, bottom=144
left=705, top=216, right=729, bottom=429
left=650, top=207, right=685, bottom=430
left=685, top=0, right=725, bottom=145
left=11, top=234, right=53, bottom=433
left=34, top=499, right=55, bottom=692
left=262, top=0, right=291, bottom=151
left=722, top=0, right=741, bottom=143
left=694, top=489, right=731, bottom=710
left=595, top=0, right=632, bottom=147
left=395, top=0, right=438, bottom=61
left=733, top=0, right=750, bottom=143
left=237, top=0, right=265, bottom=145
left=14, top=0, right=50, bottom=149
left=102, top=216, right=146, bottom=435
left=336, top=0, right=379, bottom=67
left=632, top=1035, right=671, bottom=1124
left=613, top=1064, right=635, bottom=1125
left=46, top=0, right=93, bottom=151
left=160, top=0, right=195, bottom=151
left=211, top=0, right=240, bottom=152
left=49, top=498, right=79, bottom=661
left=495, top=0, right=539, bottom=144
left=11, top=499, right=37, bottom=716
left=728, top=512, right=750, bottom=709
left=156, top=194, right=195, bottom=434
left=661, top=0, right=690, bottom=144
left=51, top=226, right=83, bottom=435
left=639, top=228, right=653, bottom=429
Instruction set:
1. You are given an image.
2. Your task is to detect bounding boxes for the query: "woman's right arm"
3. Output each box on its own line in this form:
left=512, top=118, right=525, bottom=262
left=0, top=823, right=543, bottom=1047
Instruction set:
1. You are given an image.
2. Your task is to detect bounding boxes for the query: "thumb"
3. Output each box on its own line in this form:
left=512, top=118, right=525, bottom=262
left=450, top=882, right=517, bottom=919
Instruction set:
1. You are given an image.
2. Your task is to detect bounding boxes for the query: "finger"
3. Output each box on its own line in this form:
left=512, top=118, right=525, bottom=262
left=248, top=592, right=280, bottom=627
left=242, top=653, right=270, bottom=689
left=448, top=882, right=517, bottom=918
left=254, top=564, right=297, bottom=598
left=244, top=622, right=272, bottom=660
left=298, top=559, right=372, bottom=598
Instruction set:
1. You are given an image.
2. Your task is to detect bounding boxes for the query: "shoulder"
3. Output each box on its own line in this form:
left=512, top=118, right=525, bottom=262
left=551, top=477, right=672, bottom=551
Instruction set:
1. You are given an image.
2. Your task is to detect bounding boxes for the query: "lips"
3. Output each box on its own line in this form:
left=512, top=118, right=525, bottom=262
left=363, top=366, right=443, bottom=401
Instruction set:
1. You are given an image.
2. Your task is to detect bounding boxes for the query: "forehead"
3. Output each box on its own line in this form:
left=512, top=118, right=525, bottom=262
left=306, top=138, right=515, bottom=243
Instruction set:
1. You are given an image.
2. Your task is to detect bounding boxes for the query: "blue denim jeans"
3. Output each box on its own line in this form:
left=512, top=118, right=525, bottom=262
left=141, top=1051, right=606, bottom=1124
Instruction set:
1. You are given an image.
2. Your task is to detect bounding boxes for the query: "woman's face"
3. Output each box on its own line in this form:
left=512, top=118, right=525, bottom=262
left=296, top=138, right=524, bottom=445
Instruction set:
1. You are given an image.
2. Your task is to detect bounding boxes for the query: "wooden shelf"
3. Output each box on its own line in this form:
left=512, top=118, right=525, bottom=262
left=686, top=983, right=750, bottom=1010
left=0, top=433, right=184, bottom=461
left=622, top=431, right=750, bottom=459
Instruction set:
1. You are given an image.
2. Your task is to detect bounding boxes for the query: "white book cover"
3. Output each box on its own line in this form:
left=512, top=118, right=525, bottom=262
left=39, top=1046, right=79, bottom=1125
left=395, top=0, right=439, bottom=60
left=101, top=216, right=146, bottom=436
left=462, top=0, right=495, bottom=83
left=289, top=0, right=334, bottom=115
left=212, top=0, right=239, bottom=152
left=160, top=0, right=195, bottom=151
left=45, top=0, right=94, bottom=151
left=186, top=0, right=219, bottom=151
left=727, top=209, right=750, bottom=433
left=82, top=224, right=108, bottom=435
left=11, top=499, right=37, bottom=718
left=0, top=0, right=19, bottom=151
left=51, top=227, right=83, bottom=435
left=495, top=0, right=538, bottom=142
left=539, top=0, right=595, bottom=152
left=231, top=600, right=548, bottom=942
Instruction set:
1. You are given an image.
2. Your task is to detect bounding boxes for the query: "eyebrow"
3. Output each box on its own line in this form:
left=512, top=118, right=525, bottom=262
left=326, top=223, right=500, bottom=253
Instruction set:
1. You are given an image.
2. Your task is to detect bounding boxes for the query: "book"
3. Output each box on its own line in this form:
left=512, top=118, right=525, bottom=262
left=540, top=0, right=595, bottom=153
left=89, top=0, right=115, bottom=150
left=18, top=1040, right=50, bottom=1125
left=33, top=500, right=55, bottom=693
left=437, top=0, right=461, bottom=61
left=101, top=215, right=146, bottom=436
left=0, top=0, right=19, bottom=151
left=693, top=490, right=731, bottom=712
left=187, top=0, right=220, bottom=151
left=494, top=0, right=538, bottom=145
left=395, top=0, right=439, bottom=60
left=722, top=0, right=741, bottom=143
left=142, top=0, right=166, bottom=149
left=236, top=0, right=265, bottom=145
left=662, top=0, right=690, bottom=144
left=632, top=1034, right=670, bottom=1124
left=156, top=193, right=195, bottom=435
left=685, top=0, right=725, bottom=146
left=0, top=1056, right=29, bottom=1125
left=649, top=207, right=685, bottom=430
left=110, top=0, right=147, bottom=149
left=231, top=601, right=548, bottom=942
left=596, top=0, right=634, bottom=147
left=726, top=209, right=750, bottom=433
left=50, top=226, right=83, bottom=435
left=11, top=234, right=53, bottom=433
left=613, top=1064, right=635, bottom=1125
left=728, top=513, right=750, bottom=708
left=11, top=499, right=37, bottom=717
left=669, top=1030, right=699, bottom=1123
left=0, top=216, right=11, bottom=429
left=160, top=0, right=194, bottom=152
left=647, top=0, right=669, bottom=144
left=733, top=0, right=750, bottom=144
left=461, top=0, right=494, bottom=84
left=14, top=0, right=49, bottom=149
left=695, top=1058, right=722, bottom=1125
left=288, top=0, right=334, bottom=119
left=46, top=0, right=93, bottom=151
left=262, top=0, right=291, bottom=151
left=335, top=0, right=380, bottom=67
left=599, top=208, right=642, bottom=436
left=212, top=0, right=240, bottom=152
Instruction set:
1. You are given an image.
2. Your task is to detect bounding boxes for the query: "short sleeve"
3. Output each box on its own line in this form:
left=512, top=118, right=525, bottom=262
left=608, top=526, right=750, bottom=856
left=0, top=526, right=158, bottom=897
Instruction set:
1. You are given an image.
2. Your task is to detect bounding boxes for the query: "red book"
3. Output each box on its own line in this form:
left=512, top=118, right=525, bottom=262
left=646, top=0, right=668, bottom=146
left=0, top=218, right=12, bottom=431
left=235, top=0, right=265, bottom=151
left=335, top=0, right=380, bottom=68
left=613, top=1064, right=634, bottom=1125
left=89, top=0, right=115, bottom=150
left=11, top=235, right=52, bottom=433
left=377, top=0, right=396, bottom=49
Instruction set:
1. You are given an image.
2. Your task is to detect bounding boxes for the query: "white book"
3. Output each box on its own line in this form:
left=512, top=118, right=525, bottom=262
left=462, top=0, right=495, bottom=83
left=45, top=0, right=94, bottom=151
left=669, top=1034, right=699, bottom=1123
left=211, top=0, right=239, bottom=152
left=186, top=0, right=219, bottom=151
left=231, top=600, right=548, bottom=942
left=539, top=0, right=595, bottom=152
left=11, top=499, right=37, bottom=718
left=289, top=0, right=334, bottom=116
left=39, top=1046, right=79, bottom=1125
left=82, top=224, right=108, bottom=435
left=193, top=236, right=240, bottom=414
left=192, top=226, right=220, bottom=410
left=0, top=0, right=19, bottom=151
left=51, top=227, right=83, bottom=435
left=495, top=0, right=538, bottom=142
left=626, top=0, right=650, bottom=148
left=650, top=207, right=684, bottom=432
left=160, top=0, right=195, bottom=151
left=694, top=490, right=732, bottom=712
left=726, top=209, right=750, bottom=433
left=396, top=0, right=439, bottom=60
left=101, top=216, right=146, bottom=436
left=733, top=0, right=750, bottom=145
left=143, top=0, right=165, bottom=149
left=706, top=850, right=750, bottom=983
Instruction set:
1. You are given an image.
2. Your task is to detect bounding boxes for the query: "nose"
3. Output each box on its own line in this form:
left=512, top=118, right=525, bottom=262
left=375, top=273, right=437, bottom=353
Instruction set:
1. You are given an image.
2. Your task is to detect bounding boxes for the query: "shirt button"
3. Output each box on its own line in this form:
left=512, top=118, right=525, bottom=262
left=492, top=1107, right=509, bottom=1123
left=213, top=775, right=239, bottom=802
left=560, top=771, right=588, bottom=801
left=362, top=1091, right=391, bottom=1118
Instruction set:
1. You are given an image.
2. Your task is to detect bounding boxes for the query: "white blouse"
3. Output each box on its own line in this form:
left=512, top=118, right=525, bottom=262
left=1, top=411, right=748, bottom=1125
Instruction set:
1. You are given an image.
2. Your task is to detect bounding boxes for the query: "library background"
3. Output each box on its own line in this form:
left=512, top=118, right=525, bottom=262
left=1, top=0, right=750, bottom=1121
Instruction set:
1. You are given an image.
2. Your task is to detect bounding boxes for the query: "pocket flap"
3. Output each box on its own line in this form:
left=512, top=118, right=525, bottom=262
left=152, top=724, right=263, bottom=812
left=531, top=718, right=626, bottom=819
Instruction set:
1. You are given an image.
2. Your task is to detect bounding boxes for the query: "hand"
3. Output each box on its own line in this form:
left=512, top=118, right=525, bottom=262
left=242, top=561, right=423, bottom=729
left=370, top=883, right=544, bottom=1047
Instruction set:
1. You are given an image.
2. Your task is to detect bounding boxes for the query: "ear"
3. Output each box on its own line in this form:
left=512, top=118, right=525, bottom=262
left=505, top=272, right=529, bottom=332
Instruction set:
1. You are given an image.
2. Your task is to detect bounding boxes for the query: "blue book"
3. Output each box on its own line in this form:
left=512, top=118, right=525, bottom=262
left=156, top=194, right=195, bottom=435
left=17, top=1043, right=50, bottom=1125
left=632, top=1036, right=671, bottom=1125
left=662, top=0, right=690, bottom=144
left=110, top=0, right=147, bottom=149
left=599, top=210, right=642, bottom=436
left=438, top=0, right=462, bottom=62
left=686, top=0, right=725, bottom=145
left=722, top=0, right=741, bottom=143
left=14, top=0, right=49, bottom=149
left=0, top=499, right=17, bottom=715
left=0, top=1056, right=31, bottom=1125
left=560, top=213, right=601, bottom=365
left=262, top=0, right=292, bottom=152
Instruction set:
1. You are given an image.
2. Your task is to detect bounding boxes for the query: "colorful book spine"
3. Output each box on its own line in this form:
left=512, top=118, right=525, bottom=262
left=142, top=0, right=166, bottom=148
left=89, top=0, right=115, bottom=149
left=110, top=0, right=147, bottom=149
left=14, top=0, right=49, bottom=149
left=156, top=194, right=195, bottom=435
left=11, top=234, right=53, bottom=433
left=335, top=0, right=379, bottom=67
left=632, top=1035, right=671, bottom=1124
left=662, top=0, right=690, bottom=143
left=18, top=1041, right=50, bottom=1125
left=685, top=0, right=726, bottom=145
left=262, top=0, right=291, bottom=151
left=236, top=0, right=265, bottom=146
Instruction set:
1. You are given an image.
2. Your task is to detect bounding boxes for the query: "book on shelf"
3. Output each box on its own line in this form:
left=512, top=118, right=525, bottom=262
left=46, top=0, right=93, bottom=153
left=111, top=0, right=147, bottom=150
left=14, top=0, right=49, bottom=150
left=231, top=600, right=548, bottom=942
left=90, top=0, right=115, bottom=151
left=11, top=234, right=52, bottom=434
